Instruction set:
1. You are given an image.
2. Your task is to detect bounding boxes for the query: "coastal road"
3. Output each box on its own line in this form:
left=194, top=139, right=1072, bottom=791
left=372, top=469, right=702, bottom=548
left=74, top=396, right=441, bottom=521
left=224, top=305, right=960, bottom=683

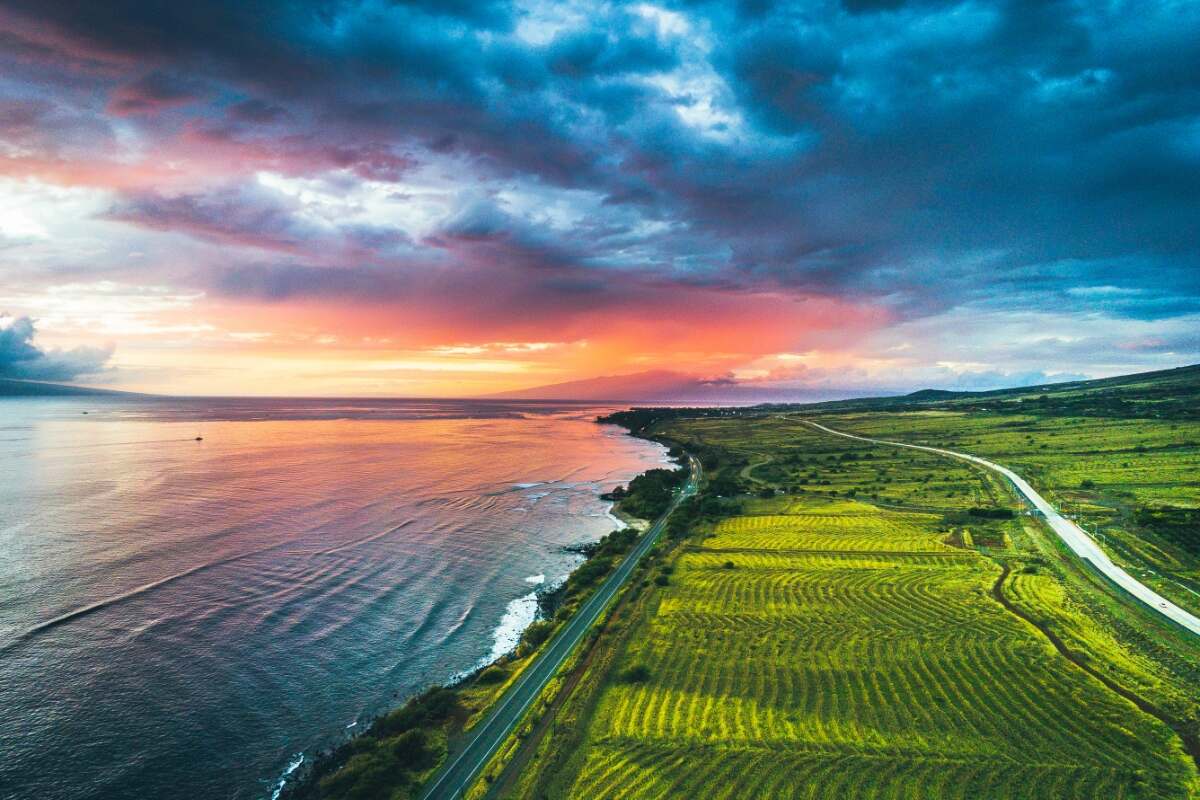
left=802, top=419, right=1200, bottom=637
left=419, top=455, right=700, bottom=800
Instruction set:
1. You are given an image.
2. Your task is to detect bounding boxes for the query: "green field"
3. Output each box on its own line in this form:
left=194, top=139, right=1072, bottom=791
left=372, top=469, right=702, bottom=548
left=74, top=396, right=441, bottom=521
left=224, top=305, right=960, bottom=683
left=825, top=412, right=1200, bottom=617
left=493, top=409, right=1200, bottom=800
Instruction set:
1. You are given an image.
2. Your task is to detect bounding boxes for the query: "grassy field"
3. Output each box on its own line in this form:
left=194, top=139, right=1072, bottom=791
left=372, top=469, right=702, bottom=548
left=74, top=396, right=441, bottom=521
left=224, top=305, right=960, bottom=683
left=825, top=412, right=1200, bottom=617
left=493, top=413, right=1200, bottom=800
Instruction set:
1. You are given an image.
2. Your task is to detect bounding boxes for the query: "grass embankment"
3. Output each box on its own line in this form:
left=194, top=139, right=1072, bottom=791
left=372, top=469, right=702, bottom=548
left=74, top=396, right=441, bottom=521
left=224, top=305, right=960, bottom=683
left=489, top=414, right=1199, bottom=799
left=279, top=455, right=690, bottom=800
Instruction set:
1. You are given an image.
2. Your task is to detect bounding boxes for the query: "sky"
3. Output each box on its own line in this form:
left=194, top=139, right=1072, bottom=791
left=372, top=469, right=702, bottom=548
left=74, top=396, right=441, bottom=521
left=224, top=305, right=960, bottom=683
left=0, top=0, right=1198, bottom=399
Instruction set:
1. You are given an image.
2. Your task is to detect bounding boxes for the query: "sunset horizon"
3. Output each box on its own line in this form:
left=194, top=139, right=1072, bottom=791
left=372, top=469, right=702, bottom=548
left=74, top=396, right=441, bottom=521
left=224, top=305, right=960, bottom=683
left=4, top=4, right=1200, bottom=800
left=3, top=1, right=1197, bottom=399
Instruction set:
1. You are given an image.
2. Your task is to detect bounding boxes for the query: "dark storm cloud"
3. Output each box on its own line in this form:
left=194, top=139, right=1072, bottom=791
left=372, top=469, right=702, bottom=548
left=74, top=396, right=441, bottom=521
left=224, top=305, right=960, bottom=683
left=108, top=71, right=204, bottom=115
left=545, top=29, right=679, bottom=78
left=102, top=184, right=313, bottom=251
left=3, top=0, right=1199, bottom=324
left=0, top=315, right=112, bottom=380
left=726, top=25, right=842, bottom=135
left=212, top=263, right=411, bottom=302
left=103, top=181, right=416, bottom=261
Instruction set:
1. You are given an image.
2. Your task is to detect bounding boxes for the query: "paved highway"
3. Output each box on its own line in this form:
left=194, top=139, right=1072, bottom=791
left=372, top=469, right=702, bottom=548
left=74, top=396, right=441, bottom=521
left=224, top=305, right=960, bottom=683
left=418, top=455, right=700, bottom=800
left=803, top=420, right=1200, bottom=637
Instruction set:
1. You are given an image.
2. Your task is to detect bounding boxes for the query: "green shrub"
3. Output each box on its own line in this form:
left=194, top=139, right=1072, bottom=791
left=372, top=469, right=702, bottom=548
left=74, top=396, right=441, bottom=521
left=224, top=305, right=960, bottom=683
left=620, top=664, right=652, bottom=683
left=968, top=507, right=1015, bottom=520
left=369, top=687, right=460, bottom=738
left=518, top=620, right=555, bottom=655
left=391, top=729, right=436, bottom=771
left=477, top=666, right=507, bottom=685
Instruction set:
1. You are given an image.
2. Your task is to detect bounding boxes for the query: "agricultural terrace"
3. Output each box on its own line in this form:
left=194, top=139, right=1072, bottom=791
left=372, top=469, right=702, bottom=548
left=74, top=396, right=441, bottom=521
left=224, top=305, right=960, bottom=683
left=824, top=412, right=1200, bottom=620
left=500, top=415, right=1199, bottom=800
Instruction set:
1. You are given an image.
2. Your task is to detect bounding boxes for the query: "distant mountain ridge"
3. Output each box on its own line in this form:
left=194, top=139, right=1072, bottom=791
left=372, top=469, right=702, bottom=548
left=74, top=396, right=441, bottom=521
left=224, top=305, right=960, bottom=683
left=0, top=378, right=140, bottom=398
left=487, top=363, right=1200, bottom=406
left=486, top=370, right=856, bottom=403
left=486, top=370, right=712, bottom=401
left=778, top=362, right=1200, bottom=420
left=7, top=362, right=1198, bottom=416
left=902, top=389, right=964, bottom=400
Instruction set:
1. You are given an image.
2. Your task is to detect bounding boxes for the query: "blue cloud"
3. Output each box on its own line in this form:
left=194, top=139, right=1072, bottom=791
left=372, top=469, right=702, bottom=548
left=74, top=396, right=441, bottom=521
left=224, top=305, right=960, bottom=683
left=0, top=315, right=113, bottom=381
left=3, top=0, right=1198, bottom=331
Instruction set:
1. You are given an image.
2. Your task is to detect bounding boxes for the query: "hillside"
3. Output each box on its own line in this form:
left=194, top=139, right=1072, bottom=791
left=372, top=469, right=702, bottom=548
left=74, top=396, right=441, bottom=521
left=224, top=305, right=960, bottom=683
left=486, top=370, right=710, bottom=401
left=0, top=378, right=137, bottom=398
left=770, top=362, right=1200, bottom=420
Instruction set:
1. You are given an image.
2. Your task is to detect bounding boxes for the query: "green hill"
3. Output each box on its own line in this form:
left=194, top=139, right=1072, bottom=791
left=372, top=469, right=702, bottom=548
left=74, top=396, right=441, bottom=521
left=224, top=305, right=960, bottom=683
left=785, top=363, right=1200, bottom=420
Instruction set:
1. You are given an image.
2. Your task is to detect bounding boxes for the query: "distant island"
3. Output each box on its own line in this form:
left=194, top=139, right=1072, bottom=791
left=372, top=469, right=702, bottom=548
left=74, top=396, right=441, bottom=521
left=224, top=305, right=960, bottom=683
left=0, top=378, right=141, bottom=398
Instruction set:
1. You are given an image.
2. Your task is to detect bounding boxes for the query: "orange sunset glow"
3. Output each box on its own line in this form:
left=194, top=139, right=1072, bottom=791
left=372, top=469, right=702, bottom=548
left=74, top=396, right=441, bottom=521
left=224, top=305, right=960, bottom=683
left=2, top=1, right=1197, bottom=400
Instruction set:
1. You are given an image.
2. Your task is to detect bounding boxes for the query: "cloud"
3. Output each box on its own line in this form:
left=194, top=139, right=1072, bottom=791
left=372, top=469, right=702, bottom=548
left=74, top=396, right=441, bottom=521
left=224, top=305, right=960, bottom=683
left=107, top=71, right=203, bottom=115
left=1, top=0, right=1198, bottom=392
left=211, top=263, right=410, bottom=302
left=0, top=314, right=113, bottom=381
left=101, top=182, right=337, bottom=253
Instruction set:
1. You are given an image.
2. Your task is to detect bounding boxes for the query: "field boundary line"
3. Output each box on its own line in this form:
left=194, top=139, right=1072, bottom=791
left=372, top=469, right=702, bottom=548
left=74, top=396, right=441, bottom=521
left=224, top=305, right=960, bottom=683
left=990, top=565, right=1200, bottom=768
left=799, top=419, right=1200, bottom=638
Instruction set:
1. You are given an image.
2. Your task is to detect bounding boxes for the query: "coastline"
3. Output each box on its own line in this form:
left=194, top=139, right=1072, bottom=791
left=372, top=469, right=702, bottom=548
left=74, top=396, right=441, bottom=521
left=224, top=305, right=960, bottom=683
left=274, top=420, right=670, bottom=800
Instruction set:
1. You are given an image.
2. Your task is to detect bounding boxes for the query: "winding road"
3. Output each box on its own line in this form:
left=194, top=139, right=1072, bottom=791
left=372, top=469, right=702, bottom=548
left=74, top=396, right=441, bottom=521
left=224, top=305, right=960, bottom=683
left=803, top=419, right=1200, bottom=637
left=418, top=455, right=700, bottom=800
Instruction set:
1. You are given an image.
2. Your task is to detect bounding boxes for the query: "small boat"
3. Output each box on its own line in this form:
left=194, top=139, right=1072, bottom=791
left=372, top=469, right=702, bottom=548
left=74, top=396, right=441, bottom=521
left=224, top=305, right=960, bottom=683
left=195, top=436, right=204, bottom=441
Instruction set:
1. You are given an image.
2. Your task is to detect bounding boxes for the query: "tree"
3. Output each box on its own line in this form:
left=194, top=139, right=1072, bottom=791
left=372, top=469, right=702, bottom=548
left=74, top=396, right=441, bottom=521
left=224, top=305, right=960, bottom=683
left=620, top=664, right=652, bottom=683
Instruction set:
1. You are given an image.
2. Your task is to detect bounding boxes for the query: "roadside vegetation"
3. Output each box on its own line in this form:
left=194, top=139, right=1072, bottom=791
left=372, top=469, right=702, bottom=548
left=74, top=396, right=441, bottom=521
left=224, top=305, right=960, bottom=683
left=601, top=465, right=688, bottom=521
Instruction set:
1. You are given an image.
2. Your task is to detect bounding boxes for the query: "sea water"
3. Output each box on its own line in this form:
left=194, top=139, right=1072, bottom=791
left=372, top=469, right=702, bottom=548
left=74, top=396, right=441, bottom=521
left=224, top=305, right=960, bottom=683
left=0, top=397, right=666, bottom=799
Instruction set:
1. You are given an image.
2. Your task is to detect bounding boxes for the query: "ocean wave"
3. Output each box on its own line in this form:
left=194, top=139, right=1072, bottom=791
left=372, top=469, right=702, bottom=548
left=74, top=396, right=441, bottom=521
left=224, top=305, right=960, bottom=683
left=483, top=590, right=540, bottom=665
left=268, top=753, right=304, bottom=800
left=315, top=519, right=415, bottom=556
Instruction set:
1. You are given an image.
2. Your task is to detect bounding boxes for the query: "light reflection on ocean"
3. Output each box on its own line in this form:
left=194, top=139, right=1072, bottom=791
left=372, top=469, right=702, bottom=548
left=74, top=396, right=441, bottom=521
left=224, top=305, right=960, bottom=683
left=0, top=397, right=666, bottom=800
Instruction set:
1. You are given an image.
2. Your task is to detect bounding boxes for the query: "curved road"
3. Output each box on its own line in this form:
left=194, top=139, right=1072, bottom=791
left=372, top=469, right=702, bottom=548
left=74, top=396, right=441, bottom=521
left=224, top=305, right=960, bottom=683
left=803, top=420, right=1200, bottom=637
left=419, top=455, right=700, bottom=800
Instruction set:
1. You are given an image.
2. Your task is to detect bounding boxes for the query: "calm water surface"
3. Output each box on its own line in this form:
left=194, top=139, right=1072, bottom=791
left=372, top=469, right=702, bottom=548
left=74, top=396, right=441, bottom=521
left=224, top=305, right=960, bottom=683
left=0, top=397, right=666, bottom=800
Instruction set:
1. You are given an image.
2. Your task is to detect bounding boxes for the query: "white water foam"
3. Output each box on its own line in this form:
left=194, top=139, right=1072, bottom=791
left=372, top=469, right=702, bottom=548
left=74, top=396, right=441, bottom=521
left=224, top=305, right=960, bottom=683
left=603, top=501, right=624, bottom=530
left=484, top=590, right=540, bottom=664
left=268, top=753, right=304, bottom=800
left=524, top=574, right=545, bottom=584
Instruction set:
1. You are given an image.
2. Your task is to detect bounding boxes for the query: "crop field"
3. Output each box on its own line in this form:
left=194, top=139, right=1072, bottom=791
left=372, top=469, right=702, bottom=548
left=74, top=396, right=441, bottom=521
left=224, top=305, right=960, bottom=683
left=540, top=491, right=1194, bottom=799
left=701, top=511, right=961, bottom=553
left=491, top=413, right=1200, bottom=800
left=666, top=415, right=1010, bottom=512
left=825, top=412, right=1200, bottom=616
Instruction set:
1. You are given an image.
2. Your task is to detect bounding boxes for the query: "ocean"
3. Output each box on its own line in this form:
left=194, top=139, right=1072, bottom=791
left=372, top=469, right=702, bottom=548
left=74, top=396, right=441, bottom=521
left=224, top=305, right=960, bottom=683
left=0, top=397, right=667, bottom=800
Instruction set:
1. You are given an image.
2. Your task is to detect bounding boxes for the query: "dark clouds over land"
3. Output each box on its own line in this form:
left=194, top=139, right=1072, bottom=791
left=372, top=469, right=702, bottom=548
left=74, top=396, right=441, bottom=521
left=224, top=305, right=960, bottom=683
left=1, top=0, right=1197, bottom=392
